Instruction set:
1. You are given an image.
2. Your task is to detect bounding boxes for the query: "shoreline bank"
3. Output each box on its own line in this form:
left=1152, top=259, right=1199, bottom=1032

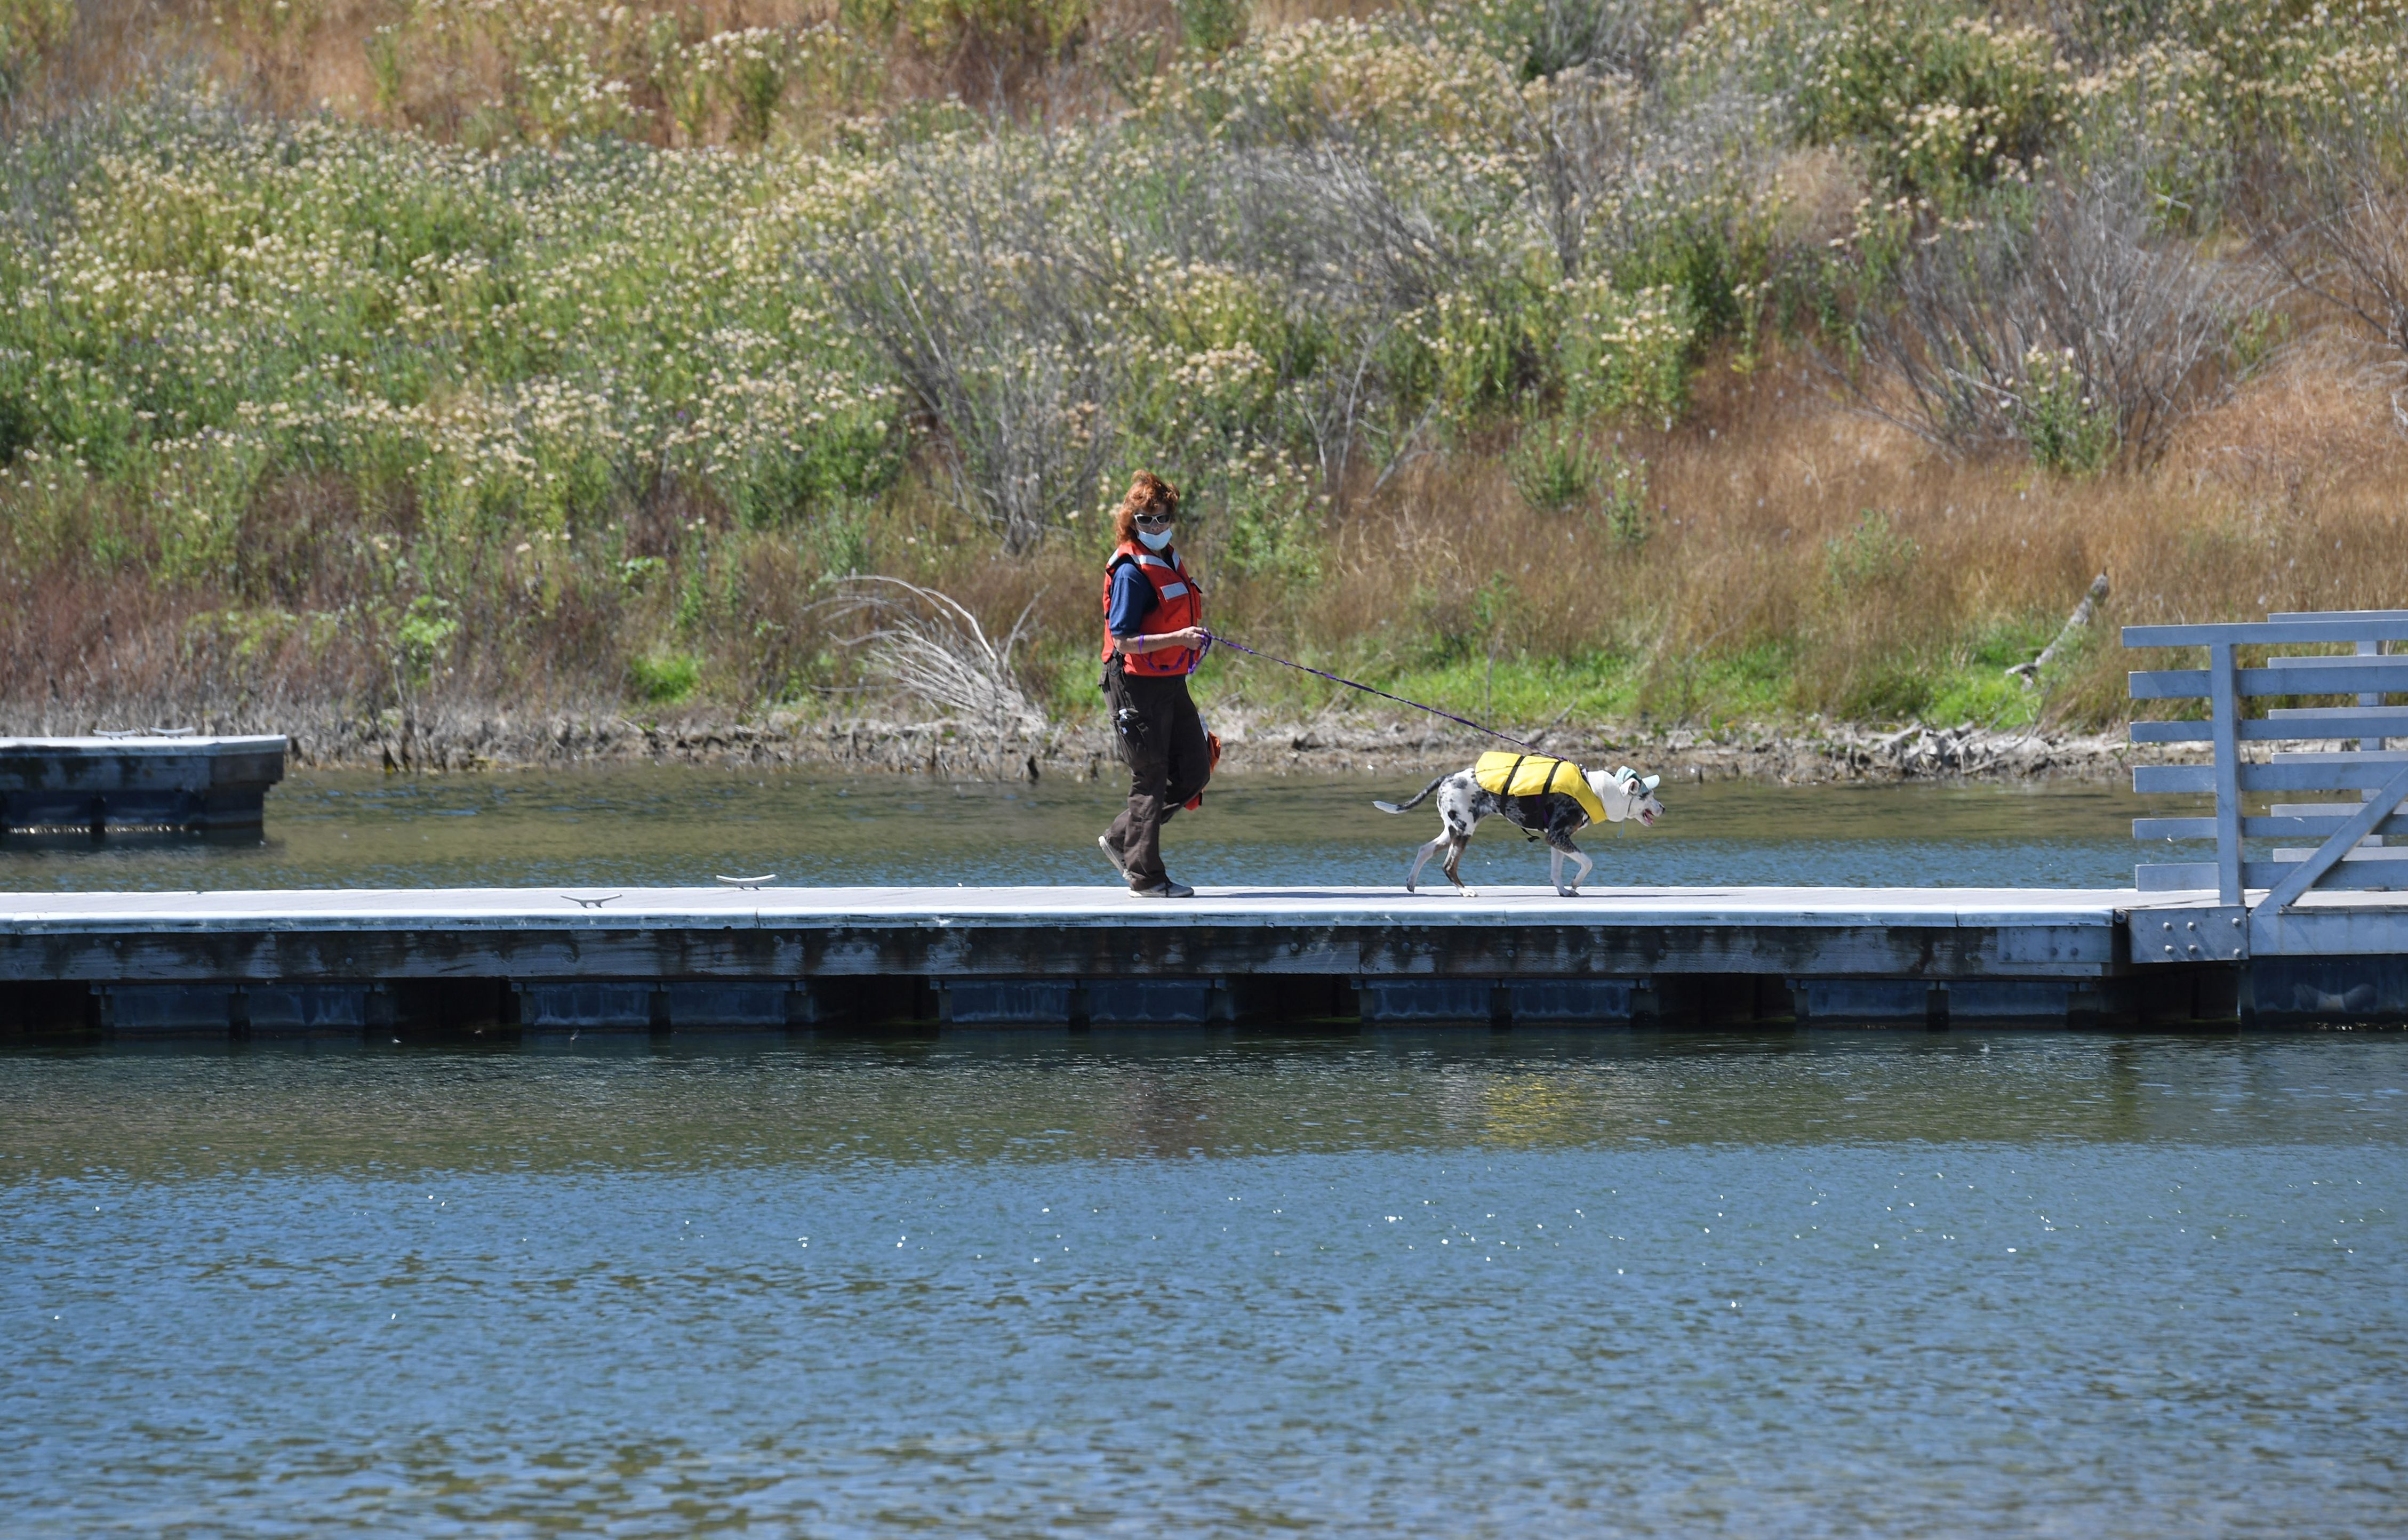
left=143, top=705, right=2163, bottom=784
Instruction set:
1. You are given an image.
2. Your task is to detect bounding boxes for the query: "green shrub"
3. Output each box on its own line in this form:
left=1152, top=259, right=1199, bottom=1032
left=894, top=0, right=1093, bottom=63
left=1825, top=508, right=1920, bottom=590
left=1558, top=282, right=1699, bottom=426
left=1792, top=2, right=2064, bottom=205
left=0, top=375, right=32, bottom=468
left=629, top=650, right=703, bottom=703
left=2016, top=346, right=2119, bottom=475
left=1834, top=659, right=1937, bottom=723
left=685, top=27, right=805, bottom=146
left=1507, top=418, right=1601, bottom=512
left=1187, top=446, right=1322, bottom=583
left=1176, top=0, right=1245, bottom=57
left=803, top=502, right=873, bottom=578
left=395, top=595, right=461, bottom=688
left=1417, top=280, right=1555, bottom=429
left=1598, top=453, right=1650, bottom=550
left=1506, top=419, right=1650, bottom=546
left=1500, top=0, right=1682, bottom=82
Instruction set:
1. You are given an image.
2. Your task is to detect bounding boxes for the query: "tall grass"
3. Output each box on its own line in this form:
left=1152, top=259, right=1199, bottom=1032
left=2, top=0, right=2406, bottom=743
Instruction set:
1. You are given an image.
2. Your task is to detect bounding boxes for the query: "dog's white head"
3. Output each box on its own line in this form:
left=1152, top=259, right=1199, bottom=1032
left=1588, top=765, right=1664, bottom=827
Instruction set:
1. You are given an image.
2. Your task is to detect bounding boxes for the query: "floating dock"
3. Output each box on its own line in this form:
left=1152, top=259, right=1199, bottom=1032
left=0, top=883, right=2396, bottom=1038
left=0, top=735, right=286, bottom=836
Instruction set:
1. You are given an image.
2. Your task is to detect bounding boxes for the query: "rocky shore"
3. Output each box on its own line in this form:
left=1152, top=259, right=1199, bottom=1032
left=227, top=703, right=2166, bottom=784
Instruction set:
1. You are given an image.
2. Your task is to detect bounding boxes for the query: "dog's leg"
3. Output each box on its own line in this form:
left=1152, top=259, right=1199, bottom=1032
left=1549, top=846, right=1564, bottom=894
left=1425, top=789, right=1464, bottom=895
left=1403, top=775, right=1492, bottom=897
left=1548, top=838, right=1589, bottom=896
left=1539, top=800, right=1593, bottom=896
left=1441, top=832, right=1473, bottom=892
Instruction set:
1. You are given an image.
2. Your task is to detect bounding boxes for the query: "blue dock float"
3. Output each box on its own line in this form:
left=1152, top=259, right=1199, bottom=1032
left=0, top=881, right=2397, bottom=1038
left=0, top=735, right=286, bottom=836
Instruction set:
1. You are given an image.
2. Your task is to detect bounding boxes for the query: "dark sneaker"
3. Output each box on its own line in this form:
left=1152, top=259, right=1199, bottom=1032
left=1097, top=833, right=1131, bottom=881
left=1131, top=879, right=1195, bottom=898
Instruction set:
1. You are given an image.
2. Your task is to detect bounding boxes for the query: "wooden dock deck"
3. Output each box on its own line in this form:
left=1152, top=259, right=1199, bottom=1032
left=3, top=881, right=2398, bottom=1037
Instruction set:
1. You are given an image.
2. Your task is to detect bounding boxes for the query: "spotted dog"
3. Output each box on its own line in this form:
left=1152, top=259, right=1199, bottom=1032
left=1375, top=755, right=1663, bottom=896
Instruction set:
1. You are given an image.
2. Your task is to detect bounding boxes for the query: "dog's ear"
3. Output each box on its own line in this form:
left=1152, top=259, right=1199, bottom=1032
left=1641, top=774, right=1660, bottom=792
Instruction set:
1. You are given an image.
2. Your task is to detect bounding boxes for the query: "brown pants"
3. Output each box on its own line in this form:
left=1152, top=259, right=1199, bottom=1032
left=1101, top=665, right=1211, bottom=889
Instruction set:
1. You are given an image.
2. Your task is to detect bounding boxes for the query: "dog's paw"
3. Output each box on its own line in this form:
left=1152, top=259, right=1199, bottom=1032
left=1555, top=886, right=1579, bottom=897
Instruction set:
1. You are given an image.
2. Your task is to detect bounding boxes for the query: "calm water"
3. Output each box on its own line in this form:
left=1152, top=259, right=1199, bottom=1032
left=0, top=766, right=2192, bottom=891
left=9, top=773, right=2371, bottom=1534
left=4, top=1034, right=2404, bottom=1536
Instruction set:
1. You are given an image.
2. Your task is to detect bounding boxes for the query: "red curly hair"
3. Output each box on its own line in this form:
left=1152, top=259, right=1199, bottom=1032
left=1111, top=471, right=1179, bottom=548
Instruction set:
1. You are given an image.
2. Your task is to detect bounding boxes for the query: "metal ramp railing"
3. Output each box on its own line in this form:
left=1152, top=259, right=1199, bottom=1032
left=2126, top=609, right=2408, bottom=951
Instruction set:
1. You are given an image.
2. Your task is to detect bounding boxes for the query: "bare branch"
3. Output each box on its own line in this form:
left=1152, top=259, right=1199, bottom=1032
left=819, top=576, right=1051, bottom=747
left=2244, top=90, right=2408, bottom=395
left=807, top=135, right=1119, bottom=555
left=1839, top=170, right=2253, bottom=468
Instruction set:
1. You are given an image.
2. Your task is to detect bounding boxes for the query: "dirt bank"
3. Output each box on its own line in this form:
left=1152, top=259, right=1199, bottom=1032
left=241, top=703, right=2162, bottom=784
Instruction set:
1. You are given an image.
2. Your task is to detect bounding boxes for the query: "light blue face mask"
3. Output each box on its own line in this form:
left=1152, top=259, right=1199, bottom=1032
left=1137, top=525, right=1174, bottom=551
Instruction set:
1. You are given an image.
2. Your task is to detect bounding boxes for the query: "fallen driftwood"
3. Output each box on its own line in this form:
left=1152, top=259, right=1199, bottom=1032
left=2010, top=573, right=2110, bottom=685
left=819, top=576, right=1051, bottom=747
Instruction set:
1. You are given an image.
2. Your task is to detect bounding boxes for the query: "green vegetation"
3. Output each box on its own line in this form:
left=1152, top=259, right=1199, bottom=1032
left=2, top=0, right=2406, bottom=741
left=629, top=650, right=704, bottom=703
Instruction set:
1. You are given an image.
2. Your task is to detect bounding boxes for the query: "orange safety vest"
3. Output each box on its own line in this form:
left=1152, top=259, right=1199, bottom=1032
left=1100, top=541, right=1204, bottom=678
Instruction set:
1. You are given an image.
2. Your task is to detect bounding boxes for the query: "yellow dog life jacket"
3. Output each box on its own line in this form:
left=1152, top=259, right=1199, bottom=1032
left=1474, top=751, right=1608, bottom=826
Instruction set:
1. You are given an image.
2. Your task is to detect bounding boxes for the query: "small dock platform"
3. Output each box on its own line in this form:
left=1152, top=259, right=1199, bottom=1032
left=1, top=883, right=2394, bottom=1038
left=0, top=735, right=286, bottom=836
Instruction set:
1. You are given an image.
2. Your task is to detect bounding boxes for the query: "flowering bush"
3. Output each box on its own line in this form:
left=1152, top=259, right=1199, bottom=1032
left=1, top=0, right=2403, bottom=719
left=1780, top=2, right=2063, bottom=206
left=1558, top=280, right=1699, bottom=424
left=2015, top=346, right=2119, bottom=475
left=0, top=86, right=899, bottom=587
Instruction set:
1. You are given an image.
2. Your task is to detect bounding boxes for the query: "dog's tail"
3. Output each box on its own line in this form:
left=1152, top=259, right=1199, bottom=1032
left=1373, top=775, right=1449, bottom=815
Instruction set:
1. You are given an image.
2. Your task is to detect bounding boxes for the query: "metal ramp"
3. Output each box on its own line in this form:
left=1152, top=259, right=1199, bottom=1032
left=2127, top=607, right=2408, bottom=957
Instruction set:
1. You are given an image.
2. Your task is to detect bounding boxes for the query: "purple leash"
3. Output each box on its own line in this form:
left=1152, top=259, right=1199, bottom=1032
left=1199, top=630, right=1543, bottom=752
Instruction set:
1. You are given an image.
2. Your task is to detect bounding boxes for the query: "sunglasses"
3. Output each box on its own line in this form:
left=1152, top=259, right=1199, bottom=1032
left=1134, top=513, right=1175, bottom=527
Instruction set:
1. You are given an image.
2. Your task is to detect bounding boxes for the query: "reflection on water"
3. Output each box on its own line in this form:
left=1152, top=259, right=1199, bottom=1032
left=0, top=766, right=2192, bottom=891
left=6, top=1035, right=2404, bottom=1536
left=5, top=1033, right=2400, bottom=1169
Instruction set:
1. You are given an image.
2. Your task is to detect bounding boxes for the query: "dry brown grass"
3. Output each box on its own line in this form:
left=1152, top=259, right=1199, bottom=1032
left=3, top=0, right=1242, bottom=141
left=3, top=0, right=1409, bottom=146
left=1153, top=338, right=2408, bottom=728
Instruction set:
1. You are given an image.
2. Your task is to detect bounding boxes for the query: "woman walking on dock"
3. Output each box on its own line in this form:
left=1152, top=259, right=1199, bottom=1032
left=1097, top=472, right=1212, bottom=899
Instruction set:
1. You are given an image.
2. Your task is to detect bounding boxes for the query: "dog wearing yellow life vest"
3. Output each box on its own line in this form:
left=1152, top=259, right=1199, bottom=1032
left=1374, top=751, right=1664, bottom=896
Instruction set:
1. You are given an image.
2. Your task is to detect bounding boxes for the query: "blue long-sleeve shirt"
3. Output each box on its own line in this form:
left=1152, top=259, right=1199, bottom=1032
left=1106, top=558, right=1155, bottom=639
